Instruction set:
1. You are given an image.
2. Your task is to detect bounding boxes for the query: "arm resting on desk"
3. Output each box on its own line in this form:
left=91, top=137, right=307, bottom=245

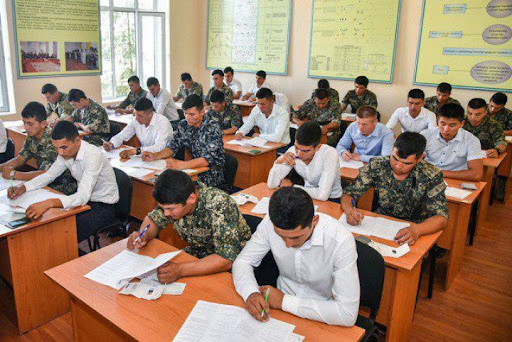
left=442, top=159, right=483, bottom=182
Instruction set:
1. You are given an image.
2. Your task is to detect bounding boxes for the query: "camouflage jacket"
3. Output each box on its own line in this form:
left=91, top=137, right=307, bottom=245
left=310, top=88, right=340, bottom=103
left=46, top=92, right=74, bottom=120
left=118, top=89, right=148, bottom=109
left=207, top=104, right=243, bottom=130
left=205, top=85, right=234, bottom=104
left=293, top=98, right=342, bottom=145
left=424, top=96, right=461, bottom=115
left=175, top=82, right=204, bottom=101
left=71, top=99, right=110, bottom=146
left=463, top=115, right=506, bottom=150
left=341, top=89, right=378, bottom=113
left=490, top=107, right=512, bottom=131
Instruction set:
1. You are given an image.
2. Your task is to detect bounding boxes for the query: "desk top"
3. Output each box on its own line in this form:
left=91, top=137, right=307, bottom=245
left=223, top=135, right=286, bottom=155
left=46, top=239, right=365, bottom=341
left=108, top=113, right=134, bottom=125
left=233, top=99, right=256, bottom=107
left=483, top=152, right=507, bottom=169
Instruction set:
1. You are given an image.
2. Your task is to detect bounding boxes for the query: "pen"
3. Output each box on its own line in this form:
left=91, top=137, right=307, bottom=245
left=261, top=287, right=270, bottom=317
left=134, top=224, right=150, bottom=243
left=351, top=199, right=361, bottom=225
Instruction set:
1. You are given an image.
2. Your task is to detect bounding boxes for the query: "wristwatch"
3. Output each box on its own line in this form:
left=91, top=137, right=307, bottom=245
left=495, top=148, right=502, bottom=155
left=9, top=170, right=16, bottom=180
left=136, top=147, right=141, bottom=155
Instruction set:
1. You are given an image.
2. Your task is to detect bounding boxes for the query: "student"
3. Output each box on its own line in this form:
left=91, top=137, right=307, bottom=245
left=104, top=98, right=173, bottom=158
left=173, top=72, right=204, bottom=103
left=342, top=132, right=448, bottom=245
left=142, top=94, right=225, bottom=187
left=488, top=92, right=512, bottom=135
left=207, top=90, right=243, bottom=135
left=66, top=88, right=110, bottom=146
left=336, top=105, right=393, bottom=162
left=0, top=118, right=8, bottom=163
left=340, top=76, right=378, bottom=114
left=8, top=121, right=119, bottom=246
left=41, top=83, right=74, bottom=124
left=424, top=82, right=460, bottom=115
left=293, top=88, right=343, bottom=146
left=311, top=79, right=339, bottom=103
left=267, top=122, right=342, bottom=201
left=235, top=88, right=290, bottom=145
left=204, top=69, right=234, bottom=105
left=0, top=102, right=76, bottom=194
left=146, top=77, right=180, bottom=125
left=127, top=169, right=251, bottom=284
left=233, top=187, right=359, bottom=326
left=242, top=70, right=271, bottom=100
left=224, top=66, right=242, bottom=99
left=386, top=88, right=436, bottom=133
left=107, top=75, right=147, bottom=114
left=464, top=98, right=506, bottom=158
left=421, top=103, right=484, bottom=181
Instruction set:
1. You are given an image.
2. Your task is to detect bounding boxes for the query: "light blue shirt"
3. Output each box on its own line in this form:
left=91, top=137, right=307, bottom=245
left=336, top=122, right=394, bottom=162
left=421, top=128, right=484, bottom=171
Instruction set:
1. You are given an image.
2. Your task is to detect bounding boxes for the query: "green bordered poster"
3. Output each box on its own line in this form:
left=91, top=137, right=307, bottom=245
left=206, top=0, right=292, bottom=75
left=12, top=0, right=101, bottom=78
left=308, top=0, right=401, bottom=83
left=414, top=0, right=512, bottom=91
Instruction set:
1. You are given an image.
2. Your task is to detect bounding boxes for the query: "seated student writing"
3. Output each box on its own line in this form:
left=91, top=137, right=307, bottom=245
left=207, top=90, right=243, bottom=135
left=204, top=69, right=234, bottom=106
left=310, top=79, right=339, bottom=102
left=103, top=98, right=173, bottom=158
left=386, top=88, right=436, bottom=133
left=224, top=66, right=243, bottom=100
left=267, top=122, right=342, bottom=202
left=423, top=82, right=460, bottom=115
left=128, top=170, right=251, bottom=284
left=242, top=70, right=271, bottom=101
left=340, top=75, right=378, bottom=114
left=107, top=75, right=148, bottom=114
left=488, top=92, right=512, bottom=136
left=146, top=77, right=180, bottom=126
left=173, top=72, right=203, bottom=103
left=41, top=83, right=74, bottom=125
left=464, top=98, right=506, bottom=158
left=421, top=103, right=484, bottom=181
left=341, top=132, right=448, bottom=245
left=336, top=105, right=393, bottom=162
left=233, top=187, right=359, bottom=326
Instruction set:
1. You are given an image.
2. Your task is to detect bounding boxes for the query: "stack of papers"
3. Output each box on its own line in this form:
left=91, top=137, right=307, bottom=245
left=505, top=136, right=512, bottom=143
left=339, top=213, right=409, bottom=241
left=0, top=178, right=24, bottom=191
left=0, top=189, right=67, bottom=209
left=231, top=193, right=259, bottom=206
left=371, top=241, right=410, bottom=258
left=122, top=158, right=167, bottom=170
left=339, top=159, right=364, bottom=169
left=227, top=137, right=269, bottom=148
left=139, top=272, right=186, bottom=295
left=445, top=187, right=471, bottom=199
left=251, top=197, right=318, bottom=215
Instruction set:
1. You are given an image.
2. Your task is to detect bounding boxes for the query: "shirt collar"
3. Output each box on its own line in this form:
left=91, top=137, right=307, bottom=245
left=436, top=127, right=463, bottom=143
left=75, top=141, right=88, bottom=161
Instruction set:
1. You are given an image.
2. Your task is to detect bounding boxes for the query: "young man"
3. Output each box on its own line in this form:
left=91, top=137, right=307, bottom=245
left=142, top=94, right=225, bottom=187
left=41, top=83, right=74, bottom=124
left=386, top=88, right=437, bottom=133
left=488, top=92, right=512, bottom=135
left=204, top=69, right=234, bottom=105
left=233, top=187, right=359, bottom=326
left=0, top=102, right=76, bottom=194
left=236, top=88, right=290, bottom=144
left=127, top=170, right=251, bottom=284
left=336, top=105, right=393, bottom=162
left=342, top=132, right=448, bottom=245
left=66, top=88, right=110, bottom=146
left=421, top=103, right=484, bottom=181
left=224, top=66, right=242, bottom=99
left=207, top=90, right=243, bottom=135
left=340, top=76, right=378, bottom=114
left=173, top=72, right=204, bottom=103
left=242, top=70, right=271, bottom=101
left=311, top=79, right=339, bottom=103
left=464, top=98, right=506, bottom=158
left=8, top=121, right=119, bottom=245
left=424, top=82, right=460, bottom=115
left=104, top=98, right=173, bottom=158
left=146, top=77, right=180, bottom=124
left=107, top=75, right=148, bottom=114
left=293, top=88, right=343, bottom=146
left=267, top=122, right=342, bottom=201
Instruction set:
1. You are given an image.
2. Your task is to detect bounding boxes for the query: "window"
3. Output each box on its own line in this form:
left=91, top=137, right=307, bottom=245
left=0, top=8, right=10, bottom=112
left=100, top=0, right=167, bottom=101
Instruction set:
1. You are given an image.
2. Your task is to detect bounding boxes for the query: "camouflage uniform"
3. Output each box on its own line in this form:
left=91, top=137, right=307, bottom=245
left=344, top=156, right=448, bottom=223
left=46, top=92, right=74, bottom=120
left=490, top=107, right=512, bottom=131
left=341, top=89, right=378, bottom=113
left=293, top=98, right=342, bottom=145
left=205, top=85, right=234, bottom=104
left=71, top=99, right=110, bottom=146
left=423, top=96, right=461, bottom=115
left=207, top=104, right=243, bottom=131
left=175, top=82, right=204, bottom=102
left=167, top=116, right=225, bottom=187
left=463, top=115, right=506, bottom=150
left=19, top=127, right=77, bottom=195
left=148, top=182, right=251, bottom=260
left=310, top=88, right=340, bottom=103
left=118, top=89, right=148, bottom=109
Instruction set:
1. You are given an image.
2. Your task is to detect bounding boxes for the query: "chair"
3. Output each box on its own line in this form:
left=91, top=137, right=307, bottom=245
left=355, top=240, right=386, bottom=342
left=0, top=139, right=15, bottom=163
left=219, top=153, right=238, bottom=194
left=108, top=122, right=121, bottom=140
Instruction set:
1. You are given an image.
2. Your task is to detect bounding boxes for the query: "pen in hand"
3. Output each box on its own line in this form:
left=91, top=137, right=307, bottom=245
left=134, top=224, right=150, bottom=244
left=351, top=199, right=362, bottom=225
left=261, top=287, right=270, bottom=317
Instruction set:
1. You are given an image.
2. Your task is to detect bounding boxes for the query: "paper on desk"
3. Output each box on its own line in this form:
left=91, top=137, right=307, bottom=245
left=231, top=193, right=259, bottom=206
left=173, top=300, right=295, bottom=342
left=227, top=136, right=269, bottom=148
left=288, top=333, right=305, bottom=342
left=339, top=159, right=364, bottom=169
left=101, top=147, right=134, bottom=159
left=339, top=213, right=409, bottom=241
left=342, top=113, right=357, bottom=120
left=0, top=178, right=24, bottom=191
left=113, top=166, right=154, bottom=178
left=505, top=136, right=512, bottom=143
left=139, top=272, right=186, bottom=295
left=122, top=158, right=167, bottom=170
left=0, top=203, right=25, bottom=214
left=252, top=197, right=318, bottom=215
left=289, top=123, right=299, bottom=130
left=0, top=188, right=67, bottom=210
left=119, top=282, right=164, bottom=300
left=371, top=241, right=410, bottom=258
left=445, top=187, right=471, bottom=199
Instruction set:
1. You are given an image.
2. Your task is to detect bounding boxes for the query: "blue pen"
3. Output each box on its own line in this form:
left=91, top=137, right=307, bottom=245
left=351, top=199, right=361, bottom=225
left=134, top=224, right=150, bottom=243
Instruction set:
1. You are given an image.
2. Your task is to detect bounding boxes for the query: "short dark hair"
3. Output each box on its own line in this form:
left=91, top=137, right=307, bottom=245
left=153, top=169, right=196, bottom=205
left=134, top=98, right=154, bottom=112
left=182, top=94, right=204, bottom=111
left=224, top=66, right=234, bottom=74
left=490, top=92, right=507, bottom=105
left=356, top=105, right=377, bottom=119
left=146, top=77, right=159, bottom=87
left=317, top=79, right=329, bottom=89
left=355, top=76, right=369, bottom=87
left=438, top=103, right=465, bottom=121
left=296, top=122, right=321, bottom=146
left=269, top=187, right=315, bottom=230
left=313, top=88, right=329, bottom=100
left=21, top=101, right=47, bottom=122
left=67, top=89, right=87, bottom=102
left=256, top=70, right=266, bottom=78
left=181, top=73, right=192, bottom=82
left=408, top=88, right=425, bottom=100
left=468, top=98, right=487, bottom=110
left=41, top=83, right=58, bottom=95
left=51, top=120, right=79, bottom=141
left=255, top=87, right=273, bottom=100
left=437, top=82, right=452, bottom=93
left=127, top=75, right=140, bottom=84
left=212, top=69, right=224, bottom=77
left=210, top=90, right=225, bottom=104
left=394, top=132, right=426, bottom=159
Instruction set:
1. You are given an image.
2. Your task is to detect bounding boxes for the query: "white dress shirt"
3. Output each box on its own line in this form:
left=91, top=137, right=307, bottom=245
left=267, top=145, right=342, bottom=200
left=0, top=119, right=6, bottom=153
left=233, top=213, right=360, bottom=326
left=247, top=81, right=272, bottom=96
left=109, top=113, right=173, bottom=153
left=274, top=92, right=290, bottom=113
left=24, top=141, right=119, bottom=208
left=237, top=104, right=290, bottom=144
left=146, top=89, right=179, bottom=121
left=227, top=78, right=243, bottom=94
left=386, top=107, right=437, bottom=133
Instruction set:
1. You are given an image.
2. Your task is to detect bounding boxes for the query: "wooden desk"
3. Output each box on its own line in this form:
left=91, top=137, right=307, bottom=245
left=223, top=135, right=286, bottom=189
left=340, top=165, right=374, bottom=210
left=45, top=239, right=365, bottom=341
left=235, top=183, right=441, bottom=342
left=233, top=99, right=256, bottom=117
left=497, top=139, right=512, bottom=182
left=107, top=113, right=140, bottom=147
left=478, top=153, right=507, bottom=226
left=0, top=192, right=89, bottom=334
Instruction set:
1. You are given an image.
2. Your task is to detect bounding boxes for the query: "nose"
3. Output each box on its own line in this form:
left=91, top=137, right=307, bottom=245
left=285, top=239, right=294, bottom=248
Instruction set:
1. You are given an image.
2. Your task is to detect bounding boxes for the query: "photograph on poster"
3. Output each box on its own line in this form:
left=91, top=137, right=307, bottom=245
left=65, top=42, right=99, bottom=71
left=20, top=41, right=60, bottom=73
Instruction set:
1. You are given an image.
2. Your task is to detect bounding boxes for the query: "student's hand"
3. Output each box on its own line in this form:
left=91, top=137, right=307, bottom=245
left=106, top=105, right=114, bottom=110
left=259, top=285, right=284, bottom=310
left=103, top=141, right=114, bottom=151
left=279, top=179, right=293, bottom=187
left=241, top=95, right=248, bottom=101
left=351, top=153, right=361, bottom=161
left=26, top=200, right=53, bottom=220
left=142, top=151, right=156, bottom=162
left=235, top=132, right=244, bottom=140
left=341, top=151, right=352, bottom=161
left=346, top=207, right=364, bottom=226
left=8, top=185, right=26, bottom=199
left=394, top=226, right=420, bottom=245
left=127, top=231, right=149, bottom=250
left=48, top=119, right=58, bottom=128
left=320, top=126, right=329, bottom=134
left=166, top=158, right=186, bottom=170
left=275, top=152, right=296, bottom=166
left=246, top=292, right=270, bottom=322
left=292, top=118, right=304, bottom=126
left=486, top=149, right=498, bottom=158
left=1, top=165, right=14, bottom=179
left=157, top=261, right=182, bottom=284
left=119, top=148, right=136, bottom=159
left=114, top=107, right=123, bottom=114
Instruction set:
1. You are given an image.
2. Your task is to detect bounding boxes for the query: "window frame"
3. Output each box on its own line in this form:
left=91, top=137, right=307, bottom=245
left=0, top=11, right=10, bottom=113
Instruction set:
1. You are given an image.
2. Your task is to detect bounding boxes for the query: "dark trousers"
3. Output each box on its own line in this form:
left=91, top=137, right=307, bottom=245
left=76, top=201, right=117, bottom=243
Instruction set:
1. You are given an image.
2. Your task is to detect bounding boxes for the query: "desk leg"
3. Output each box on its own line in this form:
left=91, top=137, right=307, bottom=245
left=8, top=216, right=78, bottom=334
left=444, top=202, right=471, bottom=290
left=477, top=169, right=493, bottom=235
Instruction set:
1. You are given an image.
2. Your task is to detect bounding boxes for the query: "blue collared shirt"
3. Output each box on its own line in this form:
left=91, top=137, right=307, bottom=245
left=336, top=122, right=394, bottom=162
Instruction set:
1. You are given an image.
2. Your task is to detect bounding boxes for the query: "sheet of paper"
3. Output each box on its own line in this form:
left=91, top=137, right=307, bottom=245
left=288, top=333, right=305, bottom=342
left=101, top=147, right=133, bottom=159
left=0, top=203, right=25, bottom=214
left=289, top=123, right=299, bottom=130
left=371, top=241, right=410, bottom=258
left=139, top=272, right=186, bottom=295
left=0, top=178, right=24, bottom=191
left=226, top=137, right=269, bottom=148
left=126, top=168, right=154, bottom=178
left=0, top=188, right=67, bottom=210
left=505, top=136, right=512, bottom=143
left=122, top=158, right=167, bottom=170
left=339, top=213, right=409, bottom=241
left=339, top=159, right=364, bottom=169
left=231, top=193, right=259, bottom=206
left=342, top=113, right=357, bottom=120
left=445, top=187, right=471, bottom=199
left=119, top=282, right=164, bottom=300
left=251, top=197, right=318, bottom=215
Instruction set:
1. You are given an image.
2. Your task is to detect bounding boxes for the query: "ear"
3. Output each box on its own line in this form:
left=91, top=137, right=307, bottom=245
left=41, top=120, right=48, bottom=128
left=418, top=152, right=425, bottom=162
left=311, top=214, right=320, bottom=228
left=186, top=192, right=197, bottom=205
